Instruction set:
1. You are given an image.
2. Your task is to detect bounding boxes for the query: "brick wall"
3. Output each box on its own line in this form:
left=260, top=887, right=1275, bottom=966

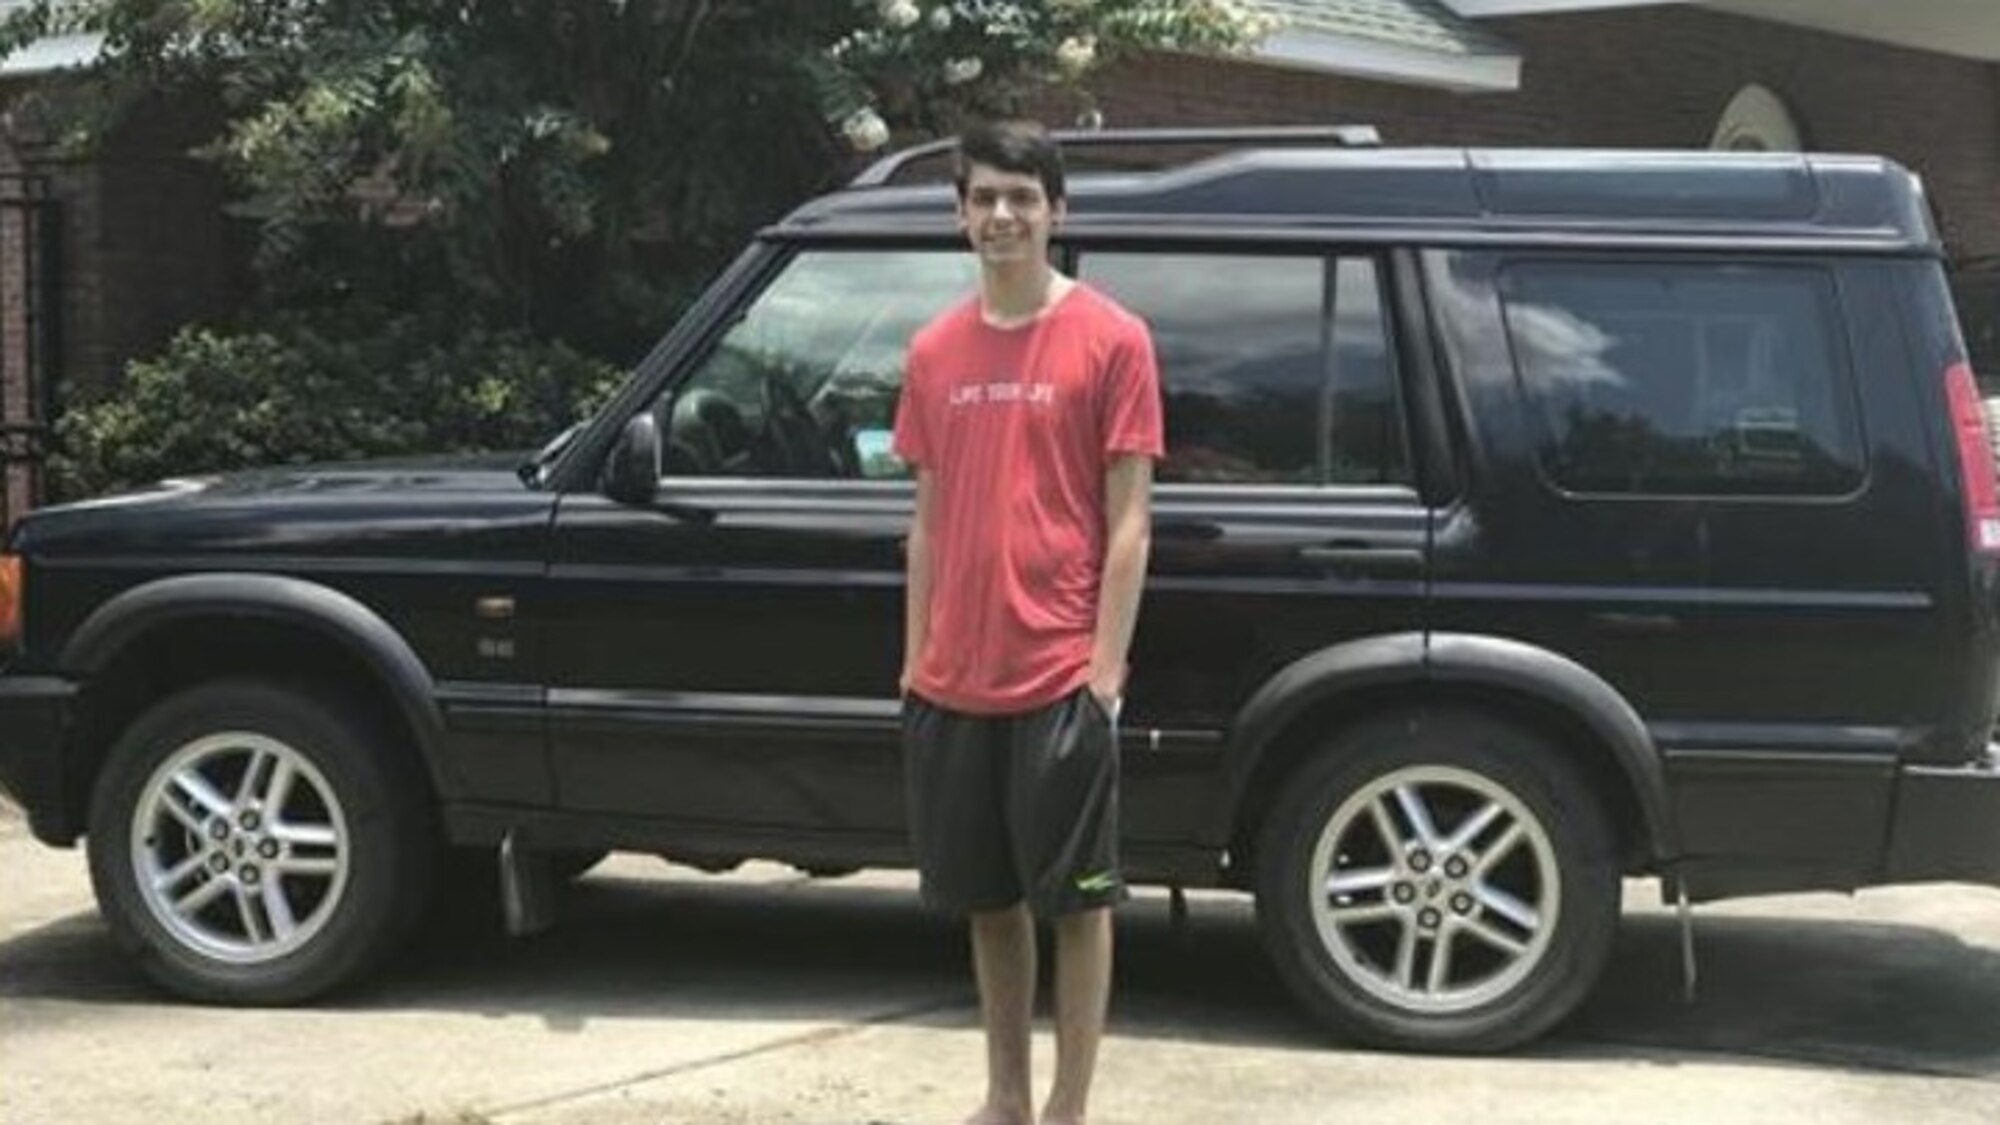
left=1089, top=5, right=2000, bottom=260
left=2, top=141, right=23, bottom=428
left=0, top=88, right=245, bottom=519
left=73, top=94, right=246, bottom=399
left=1, top=90, right=244, bottom=404
left=1, top=139, right=33, bottom=527
left=2, top=201, right=23, bottom=528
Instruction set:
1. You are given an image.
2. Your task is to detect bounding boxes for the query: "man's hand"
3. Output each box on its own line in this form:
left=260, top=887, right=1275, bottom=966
left=1087, top=665, right=1124, bottom=712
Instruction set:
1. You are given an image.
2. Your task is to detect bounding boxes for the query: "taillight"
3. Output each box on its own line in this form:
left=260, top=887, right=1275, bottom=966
left=1945, top=361, right=2000, bottom=554
left=0, top=554, right=19, bottom=652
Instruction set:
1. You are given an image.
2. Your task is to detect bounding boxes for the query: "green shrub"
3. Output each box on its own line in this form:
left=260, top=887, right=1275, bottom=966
left=53, top=315, right=624, bottom=499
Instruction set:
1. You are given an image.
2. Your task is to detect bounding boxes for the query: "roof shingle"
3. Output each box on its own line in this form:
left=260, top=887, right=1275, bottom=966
left=1252, top=0, right=1518, bottom=58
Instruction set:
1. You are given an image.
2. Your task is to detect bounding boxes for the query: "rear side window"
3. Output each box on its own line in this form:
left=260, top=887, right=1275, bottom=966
left=1079, top=253, right=1409, bottom=486
left=1947, top=269, right=1998, bottom=388
left=1500, top=262, right=1865, bottom=497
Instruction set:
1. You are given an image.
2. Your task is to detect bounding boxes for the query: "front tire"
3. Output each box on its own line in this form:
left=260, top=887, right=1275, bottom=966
left=1254, top=708, right=1618, bottom=1052
left=87, top=679, right=437, bottom=1004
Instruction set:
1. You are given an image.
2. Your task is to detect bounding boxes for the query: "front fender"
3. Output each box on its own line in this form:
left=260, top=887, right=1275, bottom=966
left=61, top=573, right=448, bottom=789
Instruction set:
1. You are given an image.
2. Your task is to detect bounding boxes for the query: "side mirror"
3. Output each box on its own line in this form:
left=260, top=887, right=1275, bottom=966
left=602, top=414, right=661, bottom=506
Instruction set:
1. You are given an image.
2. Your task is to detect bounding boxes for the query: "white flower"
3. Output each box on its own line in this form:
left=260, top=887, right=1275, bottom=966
left=1055, top=35, right=1096, bottom=75
left=878, top=0, right=920, bottom=30
left=943, top=56, right=984, bottom=85
left=842, top=107, right=891, bottom=152
left=929, top=5, right=952, bottom=30
left=1214, top=0, right=1281, bottom=37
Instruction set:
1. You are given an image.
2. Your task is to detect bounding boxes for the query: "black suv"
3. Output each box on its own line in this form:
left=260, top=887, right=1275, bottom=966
left=4, top=129, right=1998, bottom=1053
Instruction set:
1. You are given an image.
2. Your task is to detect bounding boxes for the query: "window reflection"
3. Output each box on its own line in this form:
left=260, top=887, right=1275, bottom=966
left=662, top=250, right=978, bottom=479
left=1502, top=264, right=1865, bottom=496
left=1081, top=254, right=1408, bottom=486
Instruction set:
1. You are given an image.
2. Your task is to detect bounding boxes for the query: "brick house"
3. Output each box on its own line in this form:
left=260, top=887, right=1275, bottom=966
left=1, top=0, right=1997, bottom=520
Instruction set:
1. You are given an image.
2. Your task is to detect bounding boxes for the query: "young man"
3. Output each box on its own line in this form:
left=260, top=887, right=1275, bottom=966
left=893, top=120, right=1163, bottom=1125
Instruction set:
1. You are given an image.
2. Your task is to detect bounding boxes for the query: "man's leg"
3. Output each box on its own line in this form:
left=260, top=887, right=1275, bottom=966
left=968, top=903, right=1038, bottom=1125
left=905, top=699, right=1037, bottom=1124
left=1042, top=906, right=1113, bottom=1125
left=1011, top=689, right=1125, bottom=1125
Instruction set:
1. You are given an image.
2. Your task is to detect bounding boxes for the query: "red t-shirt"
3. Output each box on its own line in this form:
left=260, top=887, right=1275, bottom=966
left=893, top=282, right=1165, bottom=715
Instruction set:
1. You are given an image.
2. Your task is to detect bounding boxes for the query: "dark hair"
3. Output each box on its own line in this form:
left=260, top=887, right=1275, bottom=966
left=953, top=119, right=1066, bottom=203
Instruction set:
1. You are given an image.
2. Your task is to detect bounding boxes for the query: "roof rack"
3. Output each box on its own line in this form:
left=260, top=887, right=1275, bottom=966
left=848, top=124, right=1383, bottom=188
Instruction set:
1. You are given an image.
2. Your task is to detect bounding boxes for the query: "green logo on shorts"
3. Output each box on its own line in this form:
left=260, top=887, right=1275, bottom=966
left=1075, top=871, right=1120, bottom=893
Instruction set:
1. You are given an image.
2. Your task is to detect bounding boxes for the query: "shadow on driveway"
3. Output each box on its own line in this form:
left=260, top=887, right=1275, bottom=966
left=3, top=870, right=1997, bottom=1078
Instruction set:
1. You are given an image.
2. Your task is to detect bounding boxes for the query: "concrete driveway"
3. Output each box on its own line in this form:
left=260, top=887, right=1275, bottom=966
left=3, top=802, right=1998, bottom=1125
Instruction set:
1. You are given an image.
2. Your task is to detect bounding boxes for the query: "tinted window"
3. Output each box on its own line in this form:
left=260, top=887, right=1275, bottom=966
left=1950, top=270, right=1999, bottom=389
left=1080, top=253, right=1407, bottom=485
left=662, top=249, right=977, bottom=479
left=1328, top=258, right=1410, bottom=485
left=1501, top=262, right=1864, bottom=496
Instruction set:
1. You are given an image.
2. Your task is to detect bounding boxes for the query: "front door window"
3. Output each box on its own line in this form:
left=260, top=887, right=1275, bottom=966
left=660, top=249, right=978, bottom=480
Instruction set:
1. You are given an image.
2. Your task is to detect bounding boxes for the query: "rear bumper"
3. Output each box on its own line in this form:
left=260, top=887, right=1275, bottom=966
left=1884, top=744, right=2000, bottom=885
left=0, top=674, right=79, bottom=845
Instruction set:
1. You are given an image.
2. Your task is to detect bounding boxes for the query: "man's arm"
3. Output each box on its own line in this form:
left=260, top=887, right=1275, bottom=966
left=1088, top=454, right=1154, bottom=707
left=901, top=468, right=936, bottom=695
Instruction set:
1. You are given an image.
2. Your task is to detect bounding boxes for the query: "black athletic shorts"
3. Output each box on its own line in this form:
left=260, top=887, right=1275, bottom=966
left=901, top=686, right=1128, bottom=918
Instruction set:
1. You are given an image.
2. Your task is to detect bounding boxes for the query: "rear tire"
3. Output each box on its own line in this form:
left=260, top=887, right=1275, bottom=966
left=87, top=679, right=437, bottom=1004
left=1253, top=707, right=1618, bottom=1052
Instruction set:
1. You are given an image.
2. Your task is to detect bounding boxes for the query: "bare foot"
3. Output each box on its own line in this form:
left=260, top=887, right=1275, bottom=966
left=963, top=1104, right=1034, bottom=1125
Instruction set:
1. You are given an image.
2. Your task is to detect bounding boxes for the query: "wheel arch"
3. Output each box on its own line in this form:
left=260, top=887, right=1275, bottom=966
left=1218, top=633, right=1676, bottom=884
left=54, top=574, right=448, bottom=840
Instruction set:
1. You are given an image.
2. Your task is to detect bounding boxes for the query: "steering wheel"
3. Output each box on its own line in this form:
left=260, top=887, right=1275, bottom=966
left=811, top=387, right=864, bottom=478
left=760, top=375, right=837, bottom=475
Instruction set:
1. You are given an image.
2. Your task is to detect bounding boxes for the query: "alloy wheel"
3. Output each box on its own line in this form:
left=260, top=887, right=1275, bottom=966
left=1308, top=764, right=1561, bottom=1013
left=129, top=731, right=351, bottom=964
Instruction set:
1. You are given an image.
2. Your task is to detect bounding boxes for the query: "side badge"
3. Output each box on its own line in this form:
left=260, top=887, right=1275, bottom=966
left=476, top=596, right=516, bottom=661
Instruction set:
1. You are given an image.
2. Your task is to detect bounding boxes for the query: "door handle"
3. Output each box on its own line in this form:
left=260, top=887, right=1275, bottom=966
left=1297, top=546, right=1424, bottom=574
